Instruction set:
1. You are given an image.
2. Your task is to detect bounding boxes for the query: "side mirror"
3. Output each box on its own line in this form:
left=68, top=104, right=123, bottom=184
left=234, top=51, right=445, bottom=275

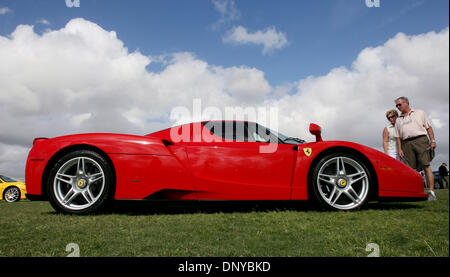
left=309, top=123, right=323, bottom=142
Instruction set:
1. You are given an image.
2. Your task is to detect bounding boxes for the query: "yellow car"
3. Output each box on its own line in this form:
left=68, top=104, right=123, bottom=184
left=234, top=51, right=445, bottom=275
left=0, top=175, right=27, bottom=202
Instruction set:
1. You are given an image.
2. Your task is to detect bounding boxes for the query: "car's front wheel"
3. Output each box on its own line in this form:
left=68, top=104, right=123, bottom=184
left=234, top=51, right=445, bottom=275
left=310, top=152, right=371, bottom=211
left=3, top=187, right=21, bottom=202
left=47, top=150, right=115, bottom=215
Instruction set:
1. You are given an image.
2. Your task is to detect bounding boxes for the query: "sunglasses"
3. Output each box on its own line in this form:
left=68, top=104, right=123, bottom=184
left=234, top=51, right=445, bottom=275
left=396, top=103, right=402, bottom=107
left=387, top=115, right=396, bottom=119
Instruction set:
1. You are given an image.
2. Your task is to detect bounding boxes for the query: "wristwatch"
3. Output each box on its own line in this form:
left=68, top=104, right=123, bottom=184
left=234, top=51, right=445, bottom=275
left=431, top=139, right=436, bottom=143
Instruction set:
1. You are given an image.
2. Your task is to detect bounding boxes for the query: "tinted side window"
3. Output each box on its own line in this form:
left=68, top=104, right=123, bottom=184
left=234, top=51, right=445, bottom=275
left=234, top=121, right=247, bottom=142
left=202, top=121, right=248, bottom=142
left=223, top=121, right=234, bottom=141
left=247, top=123, right=271, bottom=143
left=203, top=121, right=222, bottom=138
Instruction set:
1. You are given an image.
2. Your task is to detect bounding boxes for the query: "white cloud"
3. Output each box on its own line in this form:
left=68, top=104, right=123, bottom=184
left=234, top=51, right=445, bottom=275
left=71, top=113, right=92, bottom=127
left=36, top=18, right=51, bottom=25
left=271, top=28, right=449, bottom=166
left=223, top=25, right=288, bottom=54
left=213, top=66, right=271, bottom=102
left=211, top=0, right=240, bottom=28
left=0, top=18, right=448, bottom=178
left=0, top=18, right=271, bottom=176
left=0, top=7, right=11, bottom=15
left=0, top=143, right=28, bottom=178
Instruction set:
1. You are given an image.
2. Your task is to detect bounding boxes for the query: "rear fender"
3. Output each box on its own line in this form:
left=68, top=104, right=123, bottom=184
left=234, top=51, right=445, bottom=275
left=26, top=134, right=172, bottom=198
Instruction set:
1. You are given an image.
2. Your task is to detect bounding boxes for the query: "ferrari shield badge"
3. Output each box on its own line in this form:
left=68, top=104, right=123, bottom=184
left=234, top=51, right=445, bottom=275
left=303, top=147, right=312, bottom=157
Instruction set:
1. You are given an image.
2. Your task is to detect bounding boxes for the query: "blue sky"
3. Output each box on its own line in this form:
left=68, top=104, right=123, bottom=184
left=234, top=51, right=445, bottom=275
left=0, top=0, right=448, bottom=86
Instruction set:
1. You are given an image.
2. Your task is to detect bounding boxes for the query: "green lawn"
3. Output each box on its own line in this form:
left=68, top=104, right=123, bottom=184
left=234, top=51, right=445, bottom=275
left=0, top=190, right=448, bottom=257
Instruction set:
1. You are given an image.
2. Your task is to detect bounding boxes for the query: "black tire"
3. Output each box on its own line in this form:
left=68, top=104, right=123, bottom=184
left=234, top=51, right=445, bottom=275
left=47, top=150, right=115, bottom=215
left=3, top=186, right=21, bottom=202
left=309, top=152, right=372, bottom=211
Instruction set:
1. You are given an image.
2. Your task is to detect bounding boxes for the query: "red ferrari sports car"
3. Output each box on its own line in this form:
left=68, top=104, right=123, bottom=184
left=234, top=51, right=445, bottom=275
left=25, top=121, right=427, bottom=214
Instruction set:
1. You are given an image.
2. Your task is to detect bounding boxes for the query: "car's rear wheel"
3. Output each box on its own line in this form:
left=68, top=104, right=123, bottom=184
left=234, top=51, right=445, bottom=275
left=3, top=187, right=21, bottom=202
left=47, top=150, right=115, bottom=215
left=310, top=152, right=371, bottom=211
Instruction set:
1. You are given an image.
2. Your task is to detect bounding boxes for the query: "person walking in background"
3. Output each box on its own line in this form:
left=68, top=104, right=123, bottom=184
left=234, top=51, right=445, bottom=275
left=383, top=109, right=400, bottom=160
left=394, top=96, right=437, bottom=201
left=439, top=163, right=449, bottom=189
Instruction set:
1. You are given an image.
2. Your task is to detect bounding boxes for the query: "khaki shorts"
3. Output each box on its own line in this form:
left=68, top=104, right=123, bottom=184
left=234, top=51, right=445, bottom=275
left=402, top=135, right=430, bottom=170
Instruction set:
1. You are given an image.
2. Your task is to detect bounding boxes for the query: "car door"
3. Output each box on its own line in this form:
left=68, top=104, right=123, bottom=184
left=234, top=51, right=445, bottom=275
left=185, top=121, right=296, bottom=200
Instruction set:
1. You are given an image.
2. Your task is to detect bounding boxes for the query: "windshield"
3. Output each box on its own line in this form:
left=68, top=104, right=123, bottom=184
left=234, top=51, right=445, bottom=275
left=267, top=128, right=289, bottom=142
left=267, top=127, right=305, bottom=145
left=0, top=175, right=17, bottom=182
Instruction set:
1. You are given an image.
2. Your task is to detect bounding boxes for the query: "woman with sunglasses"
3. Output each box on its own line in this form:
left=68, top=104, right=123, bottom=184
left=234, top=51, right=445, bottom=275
left=383, top=109, right=400, bottom=160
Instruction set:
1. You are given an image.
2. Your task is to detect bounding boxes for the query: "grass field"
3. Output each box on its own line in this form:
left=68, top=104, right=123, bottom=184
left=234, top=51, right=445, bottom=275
left=0, top=190, right=448, bottom=257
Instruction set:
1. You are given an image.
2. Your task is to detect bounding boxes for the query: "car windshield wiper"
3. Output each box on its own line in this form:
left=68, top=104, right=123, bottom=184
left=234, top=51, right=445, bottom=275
left=283, top=137, right=306, bottom=144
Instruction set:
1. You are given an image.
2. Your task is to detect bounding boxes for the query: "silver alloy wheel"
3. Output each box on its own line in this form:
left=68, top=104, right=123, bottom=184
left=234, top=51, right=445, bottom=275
left=316, top=156, right=369, bottom=210
left=53, top=157, right=105, bottom=211
left=4, top=187, right=20, bottom=202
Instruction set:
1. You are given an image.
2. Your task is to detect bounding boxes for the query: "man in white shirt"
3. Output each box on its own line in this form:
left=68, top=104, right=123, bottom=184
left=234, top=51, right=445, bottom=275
left=394, top=96, right=437, bottom=200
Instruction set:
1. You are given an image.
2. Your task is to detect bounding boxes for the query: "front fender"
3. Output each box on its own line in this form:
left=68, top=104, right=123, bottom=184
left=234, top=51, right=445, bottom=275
left=290, top=141, right=424, bottom=200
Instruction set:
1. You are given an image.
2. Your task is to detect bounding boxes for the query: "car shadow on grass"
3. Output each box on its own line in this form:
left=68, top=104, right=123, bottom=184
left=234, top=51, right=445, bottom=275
left=366, top=202, right=425, bottom=211
left=94, top=200, right=424, bottom=216
left=105, top=200, right=310, bottom=215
